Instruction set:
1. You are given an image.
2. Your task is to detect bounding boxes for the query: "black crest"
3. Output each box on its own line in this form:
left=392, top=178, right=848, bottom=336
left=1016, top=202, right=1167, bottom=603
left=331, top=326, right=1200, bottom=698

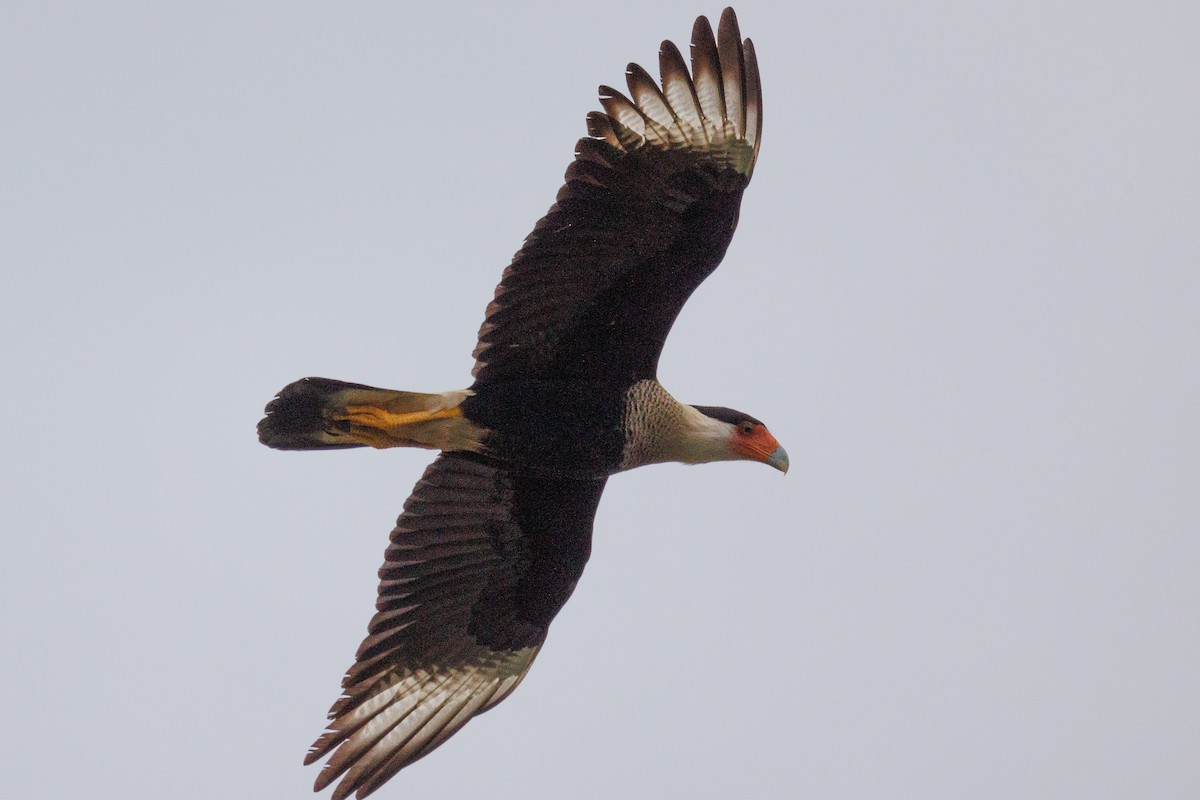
left=692, top=405, right=763, bottom=426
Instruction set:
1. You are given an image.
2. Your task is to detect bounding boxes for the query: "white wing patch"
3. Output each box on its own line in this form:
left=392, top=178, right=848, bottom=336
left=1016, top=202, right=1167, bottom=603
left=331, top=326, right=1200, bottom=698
left=588, top=8, right=761, bottom=178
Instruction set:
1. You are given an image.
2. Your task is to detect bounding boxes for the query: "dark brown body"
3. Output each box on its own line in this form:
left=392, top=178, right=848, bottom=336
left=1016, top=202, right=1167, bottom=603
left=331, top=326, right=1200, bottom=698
left=461, top=380, right=627, bottom=479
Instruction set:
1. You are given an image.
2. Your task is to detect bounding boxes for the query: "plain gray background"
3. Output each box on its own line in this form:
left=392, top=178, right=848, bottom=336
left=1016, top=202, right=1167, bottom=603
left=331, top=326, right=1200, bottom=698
left=3, top=2, right=1197, bottom=798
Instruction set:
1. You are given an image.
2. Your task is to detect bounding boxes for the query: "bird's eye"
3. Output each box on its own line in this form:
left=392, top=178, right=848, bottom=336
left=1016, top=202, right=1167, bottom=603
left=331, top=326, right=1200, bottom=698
left=739, top=422, right=755, bottom=436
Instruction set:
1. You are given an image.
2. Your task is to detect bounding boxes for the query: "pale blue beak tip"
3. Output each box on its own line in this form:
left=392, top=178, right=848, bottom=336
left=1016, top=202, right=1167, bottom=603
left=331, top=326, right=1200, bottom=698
left=767, top=444, right=789, bottom=474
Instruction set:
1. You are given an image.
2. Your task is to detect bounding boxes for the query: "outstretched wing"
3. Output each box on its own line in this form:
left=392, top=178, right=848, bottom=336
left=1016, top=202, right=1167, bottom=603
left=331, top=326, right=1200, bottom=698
left=308, top=453, right=607, bottom=800
left=471, top=8, right=763, bottom=386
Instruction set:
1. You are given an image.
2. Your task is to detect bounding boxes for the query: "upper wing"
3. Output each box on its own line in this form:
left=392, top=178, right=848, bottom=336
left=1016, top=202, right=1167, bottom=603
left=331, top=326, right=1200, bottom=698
left=307, top=453, right=607, bottom=800
left=471, top=8, right=763, bottom=386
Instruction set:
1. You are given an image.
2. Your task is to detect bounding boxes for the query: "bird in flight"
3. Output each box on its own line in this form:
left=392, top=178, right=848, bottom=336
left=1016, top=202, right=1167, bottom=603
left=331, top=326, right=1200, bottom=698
left=258, top=8, right=784, bottom=798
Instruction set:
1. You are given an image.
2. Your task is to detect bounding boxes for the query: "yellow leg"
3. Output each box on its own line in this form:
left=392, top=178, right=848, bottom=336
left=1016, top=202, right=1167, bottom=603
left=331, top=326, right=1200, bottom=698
left=332, top=405, right=465, bottom=449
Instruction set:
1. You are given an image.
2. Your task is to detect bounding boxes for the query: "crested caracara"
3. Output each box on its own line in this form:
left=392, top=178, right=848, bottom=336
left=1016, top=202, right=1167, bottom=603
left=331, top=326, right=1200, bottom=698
left=258, top=8, right=786, bottom=798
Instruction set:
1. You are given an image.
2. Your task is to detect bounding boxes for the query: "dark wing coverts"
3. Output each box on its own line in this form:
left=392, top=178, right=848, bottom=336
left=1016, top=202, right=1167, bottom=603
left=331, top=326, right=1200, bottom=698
left=471, top=9, right=762, bottom=385
left=309, top=454, right=605, bottom=799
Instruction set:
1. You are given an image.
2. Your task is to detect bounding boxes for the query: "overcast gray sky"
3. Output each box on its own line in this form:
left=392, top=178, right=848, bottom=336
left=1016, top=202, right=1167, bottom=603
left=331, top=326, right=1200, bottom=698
left=2, top=2, right=1198, bottom=798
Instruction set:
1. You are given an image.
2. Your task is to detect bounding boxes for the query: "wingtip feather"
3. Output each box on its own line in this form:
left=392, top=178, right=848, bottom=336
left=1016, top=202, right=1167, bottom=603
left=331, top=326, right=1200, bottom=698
left=716, top=8, right=746, bottom=138
left=583, top=9, right=759, bottom=175
left=743, top=37, right=763, bottom=161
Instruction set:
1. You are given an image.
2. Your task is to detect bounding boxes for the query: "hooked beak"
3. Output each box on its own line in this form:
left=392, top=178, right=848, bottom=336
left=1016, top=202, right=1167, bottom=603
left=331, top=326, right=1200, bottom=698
left=765, top=444, right=789, bottom=474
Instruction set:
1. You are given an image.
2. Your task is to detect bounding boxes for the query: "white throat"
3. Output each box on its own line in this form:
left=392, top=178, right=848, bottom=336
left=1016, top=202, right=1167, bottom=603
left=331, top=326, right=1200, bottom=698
left=672, top=403, right=737, bottom=464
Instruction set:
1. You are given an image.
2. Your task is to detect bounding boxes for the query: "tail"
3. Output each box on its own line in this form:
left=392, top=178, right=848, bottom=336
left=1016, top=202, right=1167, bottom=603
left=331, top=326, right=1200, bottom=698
left=257, top=377, right=483, bottom=452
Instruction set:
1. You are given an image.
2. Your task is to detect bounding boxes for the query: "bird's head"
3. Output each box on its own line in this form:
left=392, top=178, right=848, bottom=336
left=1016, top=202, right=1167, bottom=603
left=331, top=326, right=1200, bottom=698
left=686, top=405, right=788, bottom=473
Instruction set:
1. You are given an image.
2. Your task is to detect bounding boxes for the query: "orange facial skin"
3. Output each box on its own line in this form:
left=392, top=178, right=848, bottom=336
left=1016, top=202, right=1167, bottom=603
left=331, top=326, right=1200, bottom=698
left=732, top=422, right=789, bottom=472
